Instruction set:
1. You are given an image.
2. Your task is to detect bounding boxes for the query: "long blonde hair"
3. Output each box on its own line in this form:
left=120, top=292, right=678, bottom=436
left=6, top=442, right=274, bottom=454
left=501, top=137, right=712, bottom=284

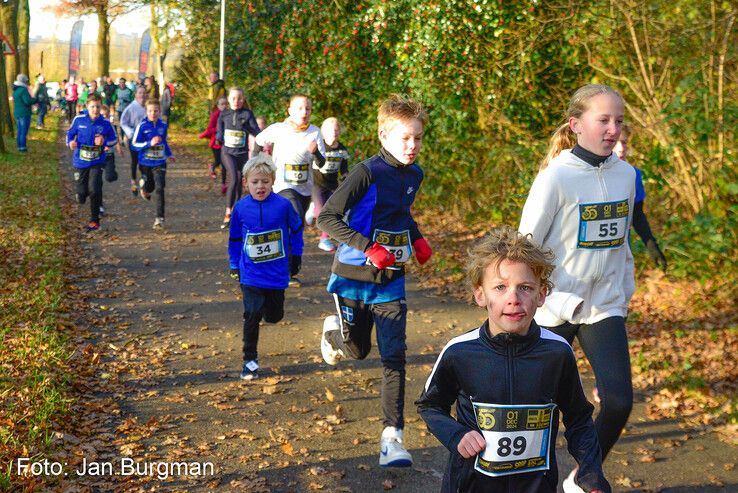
left=540, top=84, right=623, bottom=170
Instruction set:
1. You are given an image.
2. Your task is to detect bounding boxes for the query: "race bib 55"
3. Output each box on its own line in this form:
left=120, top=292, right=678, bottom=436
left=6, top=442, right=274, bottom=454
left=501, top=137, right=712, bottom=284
left=577, top=199, right=629, bottom=249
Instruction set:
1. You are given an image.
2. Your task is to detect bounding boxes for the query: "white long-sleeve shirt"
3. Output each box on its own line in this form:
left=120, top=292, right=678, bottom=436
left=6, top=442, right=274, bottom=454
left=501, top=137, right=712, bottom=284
left=119, top=100, right=146, bottom=140
left=519, top=149, right=636, bottom=326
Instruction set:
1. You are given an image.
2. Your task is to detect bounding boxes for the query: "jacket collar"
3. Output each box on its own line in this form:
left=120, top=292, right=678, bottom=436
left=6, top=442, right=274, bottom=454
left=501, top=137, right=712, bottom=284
left=556, top=148, right=619, bottom=170
left=478, top=319, right=541, bottom=354
left=379, top=147, right=410, bottom=168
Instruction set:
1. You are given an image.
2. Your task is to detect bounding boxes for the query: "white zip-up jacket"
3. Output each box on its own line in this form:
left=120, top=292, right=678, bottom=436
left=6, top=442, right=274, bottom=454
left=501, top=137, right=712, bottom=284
left=519, top=150, right=635, bottom=326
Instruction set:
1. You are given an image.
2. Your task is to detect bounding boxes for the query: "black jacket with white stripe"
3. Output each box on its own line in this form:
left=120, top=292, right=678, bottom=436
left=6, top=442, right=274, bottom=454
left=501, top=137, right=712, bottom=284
left=416, top=321, right=610, bottom=493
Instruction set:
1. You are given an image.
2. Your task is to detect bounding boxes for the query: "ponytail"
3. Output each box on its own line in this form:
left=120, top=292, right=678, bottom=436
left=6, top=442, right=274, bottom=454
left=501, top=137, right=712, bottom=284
left=540, top=123, right=577, bottom=170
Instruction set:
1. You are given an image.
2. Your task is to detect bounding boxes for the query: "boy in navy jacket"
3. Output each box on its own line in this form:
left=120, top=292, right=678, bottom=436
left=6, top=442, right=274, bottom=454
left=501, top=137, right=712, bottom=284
left=66, top=94, right=118, bottom=231
left=416, top=226, right=609, bottom=493
left=131, top=99, right=173, bottom=229
left=228, top=155, right=303, bottom=380
left=317, top=94, right=433, bottom=467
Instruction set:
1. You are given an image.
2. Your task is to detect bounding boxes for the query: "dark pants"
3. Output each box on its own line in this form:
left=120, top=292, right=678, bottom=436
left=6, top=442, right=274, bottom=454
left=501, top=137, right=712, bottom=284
left=548, top=316, right=633, bottom=459
left=240, top=284, right=285, bottom=362
left=15, top=115, right=30, bottom=151
left=329, top=294, right=408, bottom=429
left=222, top=152, right=248, bottom=210
left=279, top=188, right=311, bottom=219
left=212, top=148, right=226, bottom=185
left=37, top=104, right=48, bottom=127
left=140, top=166, right=166, bottom=218
left=104, top=154, right=118, bottom=182
left=74, top=165, right=104, bottom=222
left=128, top=142, right=140, bottom=181
left=312, top=184, right=334, bottom=239
left=66, top=101, right=77, bottom=122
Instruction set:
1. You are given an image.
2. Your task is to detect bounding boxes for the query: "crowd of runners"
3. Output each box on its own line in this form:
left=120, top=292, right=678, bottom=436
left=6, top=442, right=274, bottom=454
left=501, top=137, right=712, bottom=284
left=12, top=66, right=670, bottom=492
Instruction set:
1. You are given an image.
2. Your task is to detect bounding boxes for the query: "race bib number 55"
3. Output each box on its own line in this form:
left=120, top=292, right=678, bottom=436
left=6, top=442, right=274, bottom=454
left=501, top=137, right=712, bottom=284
left=472, top=402, right=556, bottom=477
left=577, top=199, right=629, bottom=249
left=245, top=229, right=285, bottom=263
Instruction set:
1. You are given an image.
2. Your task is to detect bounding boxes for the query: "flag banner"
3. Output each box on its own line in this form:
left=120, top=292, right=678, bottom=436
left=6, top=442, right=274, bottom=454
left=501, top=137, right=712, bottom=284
left=68, top=20, right=83, bottom=77
left=138, top=29, right=151, bottom=80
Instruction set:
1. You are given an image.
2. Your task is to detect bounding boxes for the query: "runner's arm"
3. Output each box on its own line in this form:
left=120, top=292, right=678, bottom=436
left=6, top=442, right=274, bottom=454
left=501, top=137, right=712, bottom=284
left=228, top=207, right=243, bottom=269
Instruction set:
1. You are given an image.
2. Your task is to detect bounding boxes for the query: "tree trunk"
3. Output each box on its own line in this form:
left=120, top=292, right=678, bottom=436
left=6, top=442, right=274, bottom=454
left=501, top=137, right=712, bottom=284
left=1, top=0, right=19, bottom=101
left=17, top=0, right=28, bottom=76
left=96, top=5, right=110, bottom=76
left=0, top=47, right=7, bottom=152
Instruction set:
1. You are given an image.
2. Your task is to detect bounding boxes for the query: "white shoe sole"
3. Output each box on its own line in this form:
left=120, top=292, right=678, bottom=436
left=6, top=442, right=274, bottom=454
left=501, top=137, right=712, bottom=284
left=321, top=316, right=342, bottom=366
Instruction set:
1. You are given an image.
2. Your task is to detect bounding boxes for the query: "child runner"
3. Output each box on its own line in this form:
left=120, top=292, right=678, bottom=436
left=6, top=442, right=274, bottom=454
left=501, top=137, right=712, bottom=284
left=66, top=94, right=118, bottom=231
left=198, top=96, right=227, bottom=192
left=120, top=86, right=148, bottom=196
left=417, top=226, right=610, bottom=493
left=64, top=76, right=78, bottom=123
left=254, top=94, right=326, bottom=285
left=228, top=155, right=303, bottom=380
left=215, top=87, right=262, bottom=229
left=518, top=84, right=634, bottom=493
left=131, top=99, right=174, bottom=229
left=317, top=94, right=433, bottom=467
left=250, top=116, right=272, bottom=156
left=614, top=124, right=667, bottom=270
left=310, top=117, right=349, bottom=252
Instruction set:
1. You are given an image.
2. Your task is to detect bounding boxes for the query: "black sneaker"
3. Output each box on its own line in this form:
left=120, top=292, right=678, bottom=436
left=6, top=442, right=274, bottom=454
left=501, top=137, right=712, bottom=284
left=240, top=360, right=259, bottom=380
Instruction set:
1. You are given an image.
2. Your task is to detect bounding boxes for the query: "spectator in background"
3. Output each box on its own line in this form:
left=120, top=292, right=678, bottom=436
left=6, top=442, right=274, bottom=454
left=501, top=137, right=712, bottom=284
left=160, top=81, right=172, bottom=122
left=208, top=71, right=225, bottom=112
left=33, top=75, right=50, bottom=129
left=12, top=74, right=37, bottom=152
left=64, top=76, right=79, bottom=122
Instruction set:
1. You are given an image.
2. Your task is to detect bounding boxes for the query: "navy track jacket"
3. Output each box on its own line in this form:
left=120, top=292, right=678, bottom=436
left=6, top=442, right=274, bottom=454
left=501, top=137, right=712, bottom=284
left=131, top=118, right=172, bottom=167
left=228, top=192, right=304, bottom=290
left=417, top=322, right=610, bottom=493
left=317, top=148, right=424, bottom=284
left=66, top=114, right=117, bottom=169
left=216, top=108, right=261, bottom=157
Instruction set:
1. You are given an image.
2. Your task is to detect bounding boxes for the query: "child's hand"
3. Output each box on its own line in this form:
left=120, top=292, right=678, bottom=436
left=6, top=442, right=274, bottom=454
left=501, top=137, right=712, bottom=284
left=151, top=135, right=162, bottom=145
left=94, top=134, right=104, bottom=146
left=457, top=431, right=486, bottom=459
left=413, top=238, right=433, bottom=265
left=229, top=268, right=240, bottom=281
left=306, top=139, right=317, bottom=154
left=69, top=139, right=78, bottom=150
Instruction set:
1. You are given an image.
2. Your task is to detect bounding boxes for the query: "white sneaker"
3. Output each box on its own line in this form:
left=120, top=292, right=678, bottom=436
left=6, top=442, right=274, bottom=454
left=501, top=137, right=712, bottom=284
left=562, top=468, right=585, bottom=493
left=318, top=238, right=336, bottom=252
left=379, top=426, right=413, bottom=467
left=153, top=217, right=164, bottom=230
left=320, top=315, right=343, bottom=366
left=304, top=201, right=315, bottom=226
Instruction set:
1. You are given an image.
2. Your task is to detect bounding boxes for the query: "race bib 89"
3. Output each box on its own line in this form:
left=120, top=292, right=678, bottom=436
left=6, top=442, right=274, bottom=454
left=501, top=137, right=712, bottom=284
left=577, top=199, right=629, bottom=249
left=472, top=402, right=556, bottom=477
left=373, top=229, right=412, bottom=265
left=284, top=163, right=309, bottom=184
left=245, top=229, right=285, bottom=263
left=145, top=145, right=165, bottom=160
left=224, top=129, right=246, bottom=148
left=80, top=145, right=101, bottom=161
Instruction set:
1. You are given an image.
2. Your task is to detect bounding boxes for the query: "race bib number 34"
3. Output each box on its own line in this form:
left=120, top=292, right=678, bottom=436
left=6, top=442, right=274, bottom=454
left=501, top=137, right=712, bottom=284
left=577, top=199, right=629, bottom=249
left=472, top=402, right=556, bottom=477
left=373, top=229, right=412, bottom=264
left=245, top=229, right=285, bottom=263
left=284, top=163, right=309, bottom=184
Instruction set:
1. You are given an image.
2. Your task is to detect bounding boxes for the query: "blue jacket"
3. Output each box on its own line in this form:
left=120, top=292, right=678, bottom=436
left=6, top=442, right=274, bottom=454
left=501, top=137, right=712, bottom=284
left=317, top=148, right=424, bottom=284
left=131, top=118, right=172, bottom=167
left=228, top=192, right=304, bottom=289
left=66, top=114, right=118, bottom=169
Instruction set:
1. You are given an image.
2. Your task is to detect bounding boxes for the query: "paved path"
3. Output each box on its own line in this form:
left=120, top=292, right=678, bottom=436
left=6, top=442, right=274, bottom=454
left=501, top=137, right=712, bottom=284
left=61, top=136, right=736, bottom=492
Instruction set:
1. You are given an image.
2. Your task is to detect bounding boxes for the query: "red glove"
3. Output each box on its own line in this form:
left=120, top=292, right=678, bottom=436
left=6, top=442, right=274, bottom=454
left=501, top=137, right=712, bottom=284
left=413, top=238, right=433, bottom=265
left=365, top=242, right=396, bottom=270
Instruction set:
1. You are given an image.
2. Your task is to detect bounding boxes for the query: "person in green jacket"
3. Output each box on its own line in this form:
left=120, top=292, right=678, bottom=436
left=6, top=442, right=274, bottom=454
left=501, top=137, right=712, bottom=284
left=34, top=75, right=50, bottom=129
left=13, top=74, right=36, bottom=152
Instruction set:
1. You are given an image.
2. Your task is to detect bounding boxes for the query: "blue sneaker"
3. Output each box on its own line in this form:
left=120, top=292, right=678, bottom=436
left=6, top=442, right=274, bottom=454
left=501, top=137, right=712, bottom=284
left=239, top=360, right=259, bottom=380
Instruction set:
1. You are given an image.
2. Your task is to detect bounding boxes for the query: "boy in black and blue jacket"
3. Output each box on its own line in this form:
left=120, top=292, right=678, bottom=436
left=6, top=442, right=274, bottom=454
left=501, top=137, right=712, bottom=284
left=66, top=94, right=118, bottom=231
left=228, top=155, right=303, bottom=380
left=317, top=94, right=433, bottom=468
left=131, top=99, right=173, bottom=229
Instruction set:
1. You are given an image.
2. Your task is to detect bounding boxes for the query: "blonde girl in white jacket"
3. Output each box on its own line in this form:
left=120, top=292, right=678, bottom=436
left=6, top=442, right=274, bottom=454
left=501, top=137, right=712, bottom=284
left=519, top=84, right=635, bottom=492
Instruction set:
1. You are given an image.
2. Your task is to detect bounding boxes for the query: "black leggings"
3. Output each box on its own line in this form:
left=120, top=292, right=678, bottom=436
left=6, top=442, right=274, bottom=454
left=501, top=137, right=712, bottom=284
left=128, top=143, right=140, bottom=181
left=66, top=100, right=77, bottom=122
left=221, top=152, right=248, bottom=210
left=548, top=316, right=632, bottom=459
left=278, top=188, right=311, bottom=219
left=211, top=148, right=226, bottom=185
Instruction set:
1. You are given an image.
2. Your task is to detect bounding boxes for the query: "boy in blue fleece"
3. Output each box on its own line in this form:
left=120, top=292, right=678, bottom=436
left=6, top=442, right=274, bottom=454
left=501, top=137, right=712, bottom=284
left=66, top=94, right=118, bottom=231
left=131, top=99, right=173, bottom=229
left=228, top=155, right=304, bottom=380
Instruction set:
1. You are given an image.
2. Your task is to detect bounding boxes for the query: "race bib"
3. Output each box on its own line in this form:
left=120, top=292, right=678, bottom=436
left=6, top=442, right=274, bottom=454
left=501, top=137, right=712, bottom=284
left=577, top=200, right=629, bottom=248
left=472, top=402, right=556, bottom=477
left=145, top=145, right=165, bottom=160
left=245, top=229, right=285, bottom=263
left=284, top=163, right=309, bottom=184
left=80, top=145, right=101, bottom=161
left=373, top=229, right=412, bottom=265
left=224, top=129, right=246, bottom=148
left=321, top=156, right=341, bottom=173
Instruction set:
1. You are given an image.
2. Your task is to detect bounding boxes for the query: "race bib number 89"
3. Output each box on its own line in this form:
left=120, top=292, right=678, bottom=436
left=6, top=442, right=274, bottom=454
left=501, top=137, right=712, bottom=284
left=145, top=145, right=165, bottom=160
left=577, top=199, right=629, bottom=249
left=472, top=402, right=556, bottom=477
left=373, top=229, right=412, bottom=264
left=245, top=229, right=285, bottom=263
left=284, top=163, right=309, bottom=184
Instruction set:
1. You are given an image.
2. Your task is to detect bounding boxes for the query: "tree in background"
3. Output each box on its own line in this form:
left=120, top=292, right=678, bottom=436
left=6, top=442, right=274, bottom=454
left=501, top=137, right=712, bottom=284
left=0, top=0, right=19, bottom=137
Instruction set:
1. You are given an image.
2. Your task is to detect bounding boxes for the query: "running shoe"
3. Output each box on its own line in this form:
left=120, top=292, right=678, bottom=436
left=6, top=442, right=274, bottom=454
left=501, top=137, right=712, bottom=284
left=304, top=202, right=316, bottom=226
left=562, top=469, right=585, bottom=493
left=379, top=427, right=413, bottom=468
left=208, top=164, right=217, bottom=179
left=99, top=205, right=105, bottom=217
left=239, top=360, right=259, bottom=380
left=85, top=221, right=100, bottom=232
left=288, top=277, right=301, bottom=288
left=318, top=238, right=336, bottom=252
left=153, top=217, right=164, bottom=230
left=320, top=316, right=344, bottom=366
left=220, top=213, right=231, bottom=229
left=130, top=182, right=138, bottom=197
left=220, top=183, right=228, bottom=196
